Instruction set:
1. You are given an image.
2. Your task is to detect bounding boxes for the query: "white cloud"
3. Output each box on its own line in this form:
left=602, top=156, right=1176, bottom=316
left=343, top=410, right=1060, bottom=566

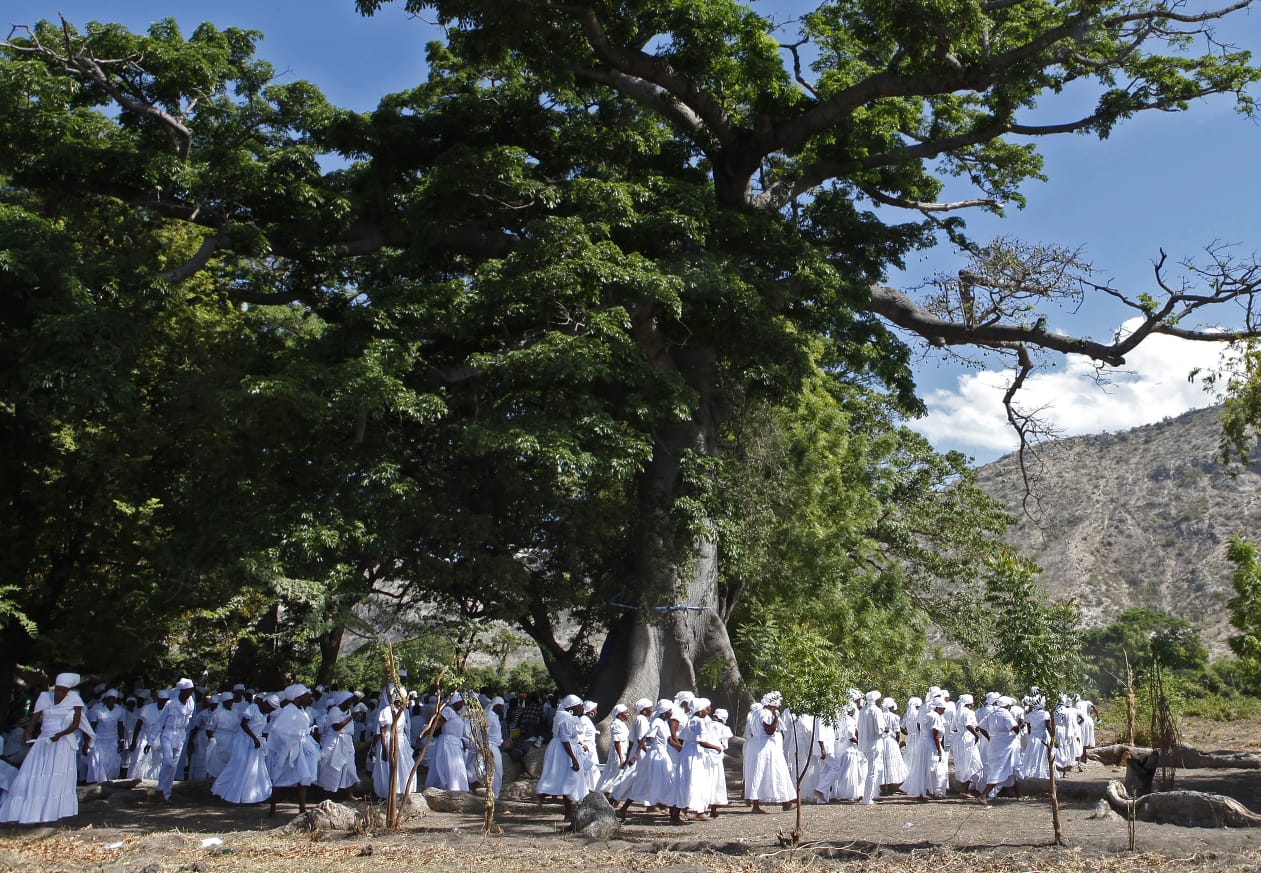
left=910, top=319, right=1232, bottom=464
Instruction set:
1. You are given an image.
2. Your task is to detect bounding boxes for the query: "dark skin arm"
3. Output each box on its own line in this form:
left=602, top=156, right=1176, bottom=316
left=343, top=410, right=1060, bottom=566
left=52, top=707, right=82, bottom=743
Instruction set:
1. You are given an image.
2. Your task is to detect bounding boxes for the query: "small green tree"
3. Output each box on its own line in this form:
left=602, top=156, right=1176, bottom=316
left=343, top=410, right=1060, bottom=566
left=738, top=617, right=853, bottom=847
left=983, top=553, right=1083, bottom=845
left=1225, top=537, right=1261, bottom=695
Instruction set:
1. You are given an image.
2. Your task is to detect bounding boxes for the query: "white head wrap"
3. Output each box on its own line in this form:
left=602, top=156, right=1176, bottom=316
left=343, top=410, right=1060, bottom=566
left=673, top=690, right=695, bottom=704
left=610, top=703, right=628, bottom=719
left=846, top=687, right=862, bottom=701
left=653, top=699, right=673, bottom=716
left=448, top=691, right=463, bottom=705
left=103, top=688, right=120, bottom=700
left=174, top=677, right=195, bottom=690
left=692, top=697, right=711, bottom=713
left=906, top=696, right=922, bottom=709
left=634, top=698, right=653, bottom=712
left=492, top=696, right=506, bottom=708
left=713, top=708, right=729, bottom=723
left=882, top=697, right=896, bottom=711
left=760, top=691, right=783, bottom=707
left=559, top=693, right=583, bottom=710
left=865, top=690, right=881, bottom=703
left=583, top=699, right=598, bottom=714
left=999, top=696, right=1015, bottom=707
left=958, top=693, right=974, bottom=707
left=54, top=672, right=81, bottom=689
left=986, top=691, right=1001, bottom=705
left=284, top=683, right=309, bottom=701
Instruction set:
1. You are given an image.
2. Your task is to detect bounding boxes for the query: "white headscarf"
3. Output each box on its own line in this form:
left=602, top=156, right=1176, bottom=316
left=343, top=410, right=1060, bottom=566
left=54, top=672, right=81, bottom=689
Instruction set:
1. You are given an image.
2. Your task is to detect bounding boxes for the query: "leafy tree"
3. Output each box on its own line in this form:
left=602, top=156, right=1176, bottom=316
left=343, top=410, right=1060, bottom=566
left=1225, top=536, right=1261, bottom=694
left=1080, top=608, right=1209, bottom=698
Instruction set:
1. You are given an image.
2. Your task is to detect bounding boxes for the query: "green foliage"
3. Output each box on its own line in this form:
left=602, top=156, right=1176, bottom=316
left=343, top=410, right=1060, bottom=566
left=1080, top=608, right=1210, bottom=698
left=1225, top=537, right=1261, bottom=694
left=736, top=615, right=854, bottom=718
left=983, top=553, right=1085, bottom=697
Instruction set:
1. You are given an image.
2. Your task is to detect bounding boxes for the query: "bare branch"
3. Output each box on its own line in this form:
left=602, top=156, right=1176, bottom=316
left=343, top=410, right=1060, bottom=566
left=854, top=182, right=1002, bottom=213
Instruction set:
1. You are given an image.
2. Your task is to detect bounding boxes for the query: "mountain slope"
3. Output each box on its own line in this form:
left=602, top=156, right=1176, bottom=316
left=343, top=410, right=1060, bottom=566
left=974, top=406, right=1261, bottom=652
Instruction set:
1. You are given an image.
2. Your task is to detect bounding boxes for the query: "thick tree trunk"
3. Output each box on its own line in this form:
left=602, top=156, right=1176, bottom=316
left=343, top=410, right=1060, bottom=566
left=315, top=624, right=345, bottom=687
left=590, top=346, right=743, bottom=713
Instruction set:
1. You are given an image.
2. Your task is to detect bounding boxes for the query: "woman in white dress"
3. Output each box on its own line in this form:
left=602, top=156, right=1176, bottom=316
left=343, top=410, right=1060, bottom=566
left=424, top=692, right=469, bottom=792
left=979, top=697, right=1024, bottom=803
left=597, top=703, right=630, bottom=795
left=611, top=699, right=653, bottom=813
left=950, top=694, right=984, bottom=795
left=743, top=692, right=794, bottom=812
left=267, top=685, right=320, bottom=815
left=878, top=698, right=908, bottom=789
left=624, top=699, right=675, bottom=813
left=832, top=705, right=866, bottom=801
left=1020, top=700, right=1052, bottom=778
left=317, top=691, right=359, bottom=799
left=900, top=696, right=947, bottom=800
left=579, top=700, right=602, bottom=790
left=129, top=692, right=164, bottom=781
left=900, top=696, right=922, bottom=776
left=534, top=694, right=590, bottom=818
left=211, top=693, right=272, bottom=805
left=376, top=689, right=418, bottom=797
left=1052, top=695, right=1081, bottom=774
left=677, top=698, right=722, bottom=820
left=0, top=673, right=88, bottom=824
left=708, top=708, right=733, bottom=815
left=85, top=689, right=125, bottom=783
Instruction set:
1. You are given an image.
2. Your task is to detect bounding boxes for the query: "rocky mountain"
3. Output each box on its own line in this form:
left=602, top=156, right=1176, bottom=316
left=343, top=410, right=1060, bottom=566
left=975, top=405, right=1261, bottom=653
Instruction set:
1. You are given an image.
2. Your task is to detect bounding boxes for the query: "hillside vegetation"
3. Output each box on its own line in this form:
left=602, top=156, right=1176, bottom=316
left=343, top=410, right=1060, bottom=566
left=977, top=406, right=1261, bottom=652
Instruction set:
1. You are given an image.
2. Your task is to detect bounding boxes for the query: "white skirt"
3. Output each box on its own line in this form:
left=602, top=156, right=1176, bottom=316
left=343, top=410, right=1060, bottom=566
left=0, top=736, right=79, bottom=823
left=211, top=732, right=272, bottom=804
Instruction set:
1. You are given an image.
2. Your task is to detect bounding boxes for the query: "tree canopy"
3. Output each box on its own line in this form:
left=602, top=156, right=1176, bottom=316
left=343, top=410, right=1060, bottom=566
left=3, top=2, right=1261, bottom=704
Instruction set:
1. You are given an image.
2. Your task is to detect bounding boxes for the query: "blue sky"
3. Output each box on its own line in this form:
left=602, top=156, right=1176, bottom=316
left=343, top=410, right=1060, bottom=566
left=10, top=1, right=1261, bottom=463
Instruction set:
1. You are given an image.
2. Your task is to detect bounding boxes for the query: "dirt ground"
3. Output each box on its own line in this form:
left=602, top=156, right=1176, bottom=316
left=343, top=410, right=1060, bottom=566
left=3, top=736, right=1261, bottom=873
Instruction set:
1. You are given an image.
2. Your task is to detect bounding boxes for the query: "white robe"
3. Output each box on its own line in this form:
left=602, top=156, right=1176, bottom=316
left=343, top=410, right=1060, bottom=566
left=374, top=704, right=417, bottom=797
left=267, top=704, right=319, bottom=787
left=0, top=691, right=84, bottom=823
left=535, top=711, right=590, bottom=802
left=743, top=709, right=793, bottom=803
left=423, top=705, right=468, bottom=791
left=211, top=703, right=272, bottom=804
left=317, top=705, right=359, bottom=792
left=85, top=702, right=125, bottom=783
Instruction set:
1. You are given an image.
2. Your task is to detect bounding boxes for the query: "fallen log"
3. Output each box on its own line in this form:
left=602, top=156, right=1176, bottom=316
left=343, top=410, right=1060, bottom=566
left=1088, top=743, right=1261, bottom=770
left=1103, top=779, right=1261, bottom=828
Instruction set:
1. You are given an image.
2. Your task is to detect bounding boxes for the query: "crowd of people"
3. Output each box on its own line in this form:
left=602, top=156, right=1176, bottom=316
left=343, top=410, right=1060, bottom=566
left=0, top=671, right=1099, bottom=827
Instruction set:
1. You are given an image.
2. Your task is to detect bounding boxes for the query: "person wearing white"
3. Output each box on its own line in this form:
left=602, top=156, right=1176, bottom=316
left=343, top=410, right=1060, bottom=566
left=129, top=692, right=163, bottom=781
left=375, top=689, right=418, bottom=797
left=85, top=689, right=125, bottom=783
left=211, top=694, right=273, bottom=805
left=579, top=700, right=602, bottom=791
left=951, top=694, right=984, bottom=795
left=476, top=696, right=507, bottom=798
left=1076, top=696, right=1097, bottom=763
left=0, top=673, right=88, bottom=823
left=900, top=696, right=947, bottom=799
left=1052, top=694, right=1082, bottom=773
left=154, top=679, right=197, bottom=801
left=534, top=694, right=589, bottom=818
left=677, top=698, right=722, bottom=820
left=878, top=698, right=908, bottom=789
left=185, top=697, right=214, bottom=781
left=316, top=691, right=359, bottom=798
left=979, top=697, right=1024, bottom=803
left=597, top=703, right=631, bottom=795
left=612, top=699, right=653, bottom=813
left=205, top=692, right=242, bottom=779
left=626, top=699, right=675, bottom=812
left=832, top=704, right=867, bottom=801
left=857, top=690, right=885, bottom=804
left=811, top=714, right=842, bottom=804
left=423, top=691, right=469, bottom=792
left=744, top=692, right=794, bottom=811
left=1020, top=700, right=1052, bottom=778
left=268, top=684, right=321, bottom=814
left=708, top=708, right=733, bottom=815
left=900, top=696, right=922, bottom=777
